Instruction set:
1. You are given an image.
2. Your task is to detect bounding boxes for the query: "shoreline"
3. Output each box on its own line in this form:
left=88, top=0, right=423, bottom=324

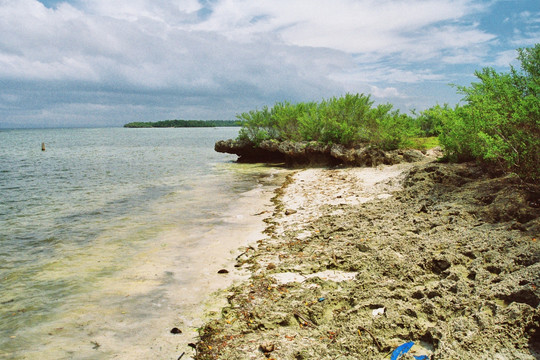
left=164, top=167, right=291, bottom=360
left=192, top=156, right=540, bottom=359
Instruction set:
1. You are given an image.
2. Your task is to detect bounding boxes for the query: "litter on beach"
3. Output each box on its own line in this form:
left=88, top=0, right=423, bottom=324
left=371, top=307, right=385, bottom=317
left=391, top=341, right=429, bottom=360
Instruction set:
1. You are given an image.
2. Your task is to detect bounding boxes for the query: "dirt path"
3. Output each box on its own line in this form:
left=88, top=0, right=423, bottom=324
left=194, top=158, right=540, bottom=359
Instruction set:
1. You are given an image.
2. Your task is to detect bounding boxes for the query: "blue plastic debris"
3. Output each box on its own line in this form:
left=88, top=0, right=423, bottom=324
left=391, top=341, right=429, bottom=360
left=318, top=297, right=326, bottom=302
left=391, top=342, right=414, bottom=360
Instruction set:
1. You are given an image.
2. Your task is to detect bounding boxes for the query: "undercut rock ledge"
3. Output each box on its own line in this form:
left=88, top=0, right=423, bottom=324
left=215, top=139, right=435, bottom=167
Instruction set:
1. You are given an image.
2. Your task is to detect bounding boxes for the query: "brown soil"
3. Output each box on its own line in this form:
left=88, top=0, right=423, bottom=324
left=194, top=159, right=540, bottom=360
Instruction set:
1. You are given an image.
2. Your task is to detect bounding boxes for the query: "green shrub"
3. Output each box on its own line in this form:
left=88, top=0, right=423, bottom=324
left=437, top=44, right=540, bottom=181
left=236, top=93, right=417, bottom=149
left=316, top=94, right=376, bottom=145
left=297, top=104, right=324, bottom=142
left=414, top=107, right=444, bottom=136
left=236, top=106, right=277, bottom=145
left=436, top=104, right=476, bottom=161
left=374, top=109, right=419, bottom=150
left=272, top=101, right=316, bottom=141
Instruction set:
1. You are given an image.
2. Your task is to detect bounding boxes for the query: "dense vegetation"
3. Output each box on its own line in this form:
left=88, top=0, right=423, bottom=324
left=236, top=94, right=418, bottom=150
left=424, top=44, right=539, bottom=181
left=235, top=44, right=539, bottom=181
left=124, top=120, right=238, bottom=128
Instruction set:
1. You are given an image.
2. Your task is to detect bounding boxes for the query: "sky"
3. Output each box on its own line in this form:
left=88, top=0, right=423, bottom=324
left=0, top=0, right=539, bottom=128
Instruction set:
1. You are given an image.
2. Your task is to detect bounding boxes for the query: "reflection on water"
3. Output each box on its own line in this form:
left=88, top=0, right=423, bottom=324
left=0, top=128, right=284, bottom=359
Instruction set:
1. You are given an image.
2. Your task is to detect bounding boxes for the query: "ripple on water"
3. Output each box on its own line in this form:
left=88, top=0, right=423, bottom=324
left=0, top=128, right=287, bottom=359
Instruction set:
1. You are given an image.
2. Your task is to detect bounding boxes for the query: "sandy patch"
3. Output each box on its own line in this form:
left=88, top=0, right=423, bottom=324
left=270, top=270, right=359, bottom=285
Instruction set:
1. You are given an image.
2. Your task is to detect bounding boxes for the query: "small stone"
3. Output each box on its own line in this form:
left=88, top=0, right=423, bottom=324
left=430, top=258, right=451, bottom=274
left=259, top=342, right=275, bottom=354
left=170, top=327, right=182, bottom=334
left=217, top=269, right=229, bottom=274
left=285, top=209, right=297, bottom=215
left=267, top=263, right=276, bottom=270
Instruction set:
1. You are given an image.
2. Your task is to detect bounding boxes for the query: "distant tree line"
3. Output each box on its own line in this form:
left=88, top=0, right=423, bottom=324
left=124, top=120, right=239, bottom=128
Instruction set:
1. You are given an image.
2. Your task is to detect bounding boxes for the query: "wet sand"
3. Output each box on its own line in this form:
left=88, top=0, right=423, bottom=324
left=8, top=168, right=288, bottom=360
left=139, top=170, right=290, bottom=360
left=192, top=155, right=540, bottom=359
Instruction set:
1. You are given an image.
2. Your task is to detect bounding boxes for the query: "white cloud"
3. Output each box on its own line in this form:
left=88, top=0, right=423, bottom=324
left=191, top=0, right=493, bottom=57
left=510, top=27, right=540, bottom=47
left=0, top=53, right=99, bottom=81
left=369, top=85, right=406, bottom=99
left=79, top=0, right=202, bottom=22
left=330, top=66, right=445, bottom=85
left=506, top=10, right=540, bottom=47
left=0, top=0, right=495, bottom=87
left=519, top=11, right=540, bottom=24
left=1, top=0, right=525, bottom=127
left=492, top=49, right=519, bottom=67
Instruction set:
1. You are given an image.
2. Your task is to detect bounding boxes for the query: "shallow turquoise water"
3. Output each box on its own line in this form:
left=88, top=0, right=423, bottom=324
left=0, top=127, right=278, bottom=359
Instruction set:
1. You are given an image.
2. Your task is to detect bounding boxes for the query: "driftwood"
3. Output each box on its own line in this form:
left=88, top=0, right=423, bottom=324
left=358, top=325, right=383, bottom=351
left=235, top=246, right=255, bottom=261
left=293, top=311, right=316, bottom=328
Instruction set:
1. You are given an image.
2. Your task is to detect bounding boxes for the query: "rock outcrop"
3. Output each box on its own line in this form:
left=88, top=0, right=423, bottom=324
left=215, top=139, right=435, bottom=166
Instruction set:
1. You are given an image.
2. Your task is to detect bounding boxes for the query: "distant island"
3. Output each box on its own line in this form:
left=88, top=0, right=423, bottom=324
left=124, top=120, right=239, bottom=128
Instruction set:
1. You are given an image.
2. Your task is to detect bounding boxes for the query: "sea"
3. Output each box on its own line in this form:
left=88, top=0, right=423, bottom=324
left=0, top=127, right=282, bottom=359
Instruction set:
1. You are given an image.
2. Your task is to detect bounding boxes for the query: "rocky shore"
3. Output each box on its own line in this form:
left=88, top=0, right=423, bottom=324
left=193, top=152, right=540, bottom=359
left=215, top=139, right=428, bottom=166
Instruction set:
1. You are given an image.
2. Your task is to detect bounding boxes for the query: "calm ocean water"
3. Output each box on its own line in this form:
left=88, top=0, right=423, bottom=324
left=0, top=127, right=280, bottom=359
